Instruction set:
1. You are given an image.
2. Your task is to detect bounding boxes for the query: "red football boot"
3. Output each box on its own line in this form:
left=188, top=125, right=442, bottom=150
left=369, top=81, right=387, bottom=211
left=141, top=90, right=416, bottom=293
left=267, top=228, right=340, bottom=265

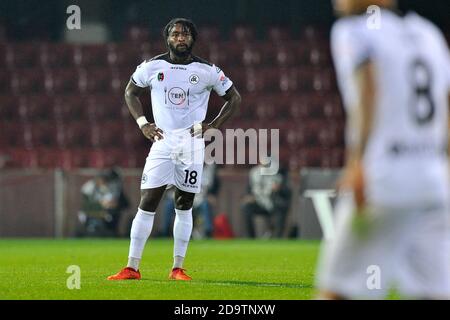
left=107, top=267, right=141, bottom=280
left=168, top=268, right=192, bottom=281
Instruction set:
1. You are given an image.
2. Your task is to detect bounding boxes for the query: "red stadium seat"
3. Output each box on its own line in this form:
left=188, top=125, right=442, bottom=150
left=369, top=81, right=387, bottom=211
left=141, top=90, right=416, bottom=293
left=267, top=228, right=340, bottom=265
left=320, top=147, right=345, bottom=168
left=10, top=69, right=46, bottom=94
left=106, top=43, right=142, bottom=68
left=0, top=95, right=20, bottom=120
left=266, top=26, right=292, bottom=43
left=29, top=122, right=57, bottom=148
left=124, top=26, right=151, bottom=43
left=230, top=25, right=256, bottom=42
left=198, top=25, right=221, bottom=42
left=44, top=68, right=81, bottom=94
left=5, top=148, right=39, bottom=168
left=5, top=43, right=40, bottom=69
left=88, top=148, right=124, bottom=168
left=56, top=121, right=90, bottom=148
left=73, top=44, right=108, bottom=68
left=85, top=95, right=124, bottom=122
left=89, top=121, right=124, bottom=148
left=53, top=95, right=87, bottom=122
left=39, top=43, right=75, bottom=69
left=0, top=122, right=31, bottom=148
left=78, top=68, right=113, bottom=94
left=17, top=95, right=54, bottom=121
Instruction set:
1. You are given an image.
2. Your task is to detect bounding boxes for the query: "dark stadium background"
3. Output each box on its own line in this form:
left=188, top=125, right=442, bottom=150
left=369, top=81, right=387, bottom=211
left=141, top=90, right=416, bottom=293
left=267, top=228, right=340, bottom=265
left=0, top=0, right=449, bottom=238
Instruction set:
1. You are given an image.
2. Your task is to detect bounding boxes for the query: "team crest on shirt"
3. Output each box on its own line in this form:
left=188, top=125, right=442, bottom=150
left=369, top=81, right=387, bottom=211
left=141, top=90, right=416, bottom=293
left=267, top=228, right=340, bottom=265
left=189, top=74, right=199, bottom=84
left=157, top=72, right=164, bottom=81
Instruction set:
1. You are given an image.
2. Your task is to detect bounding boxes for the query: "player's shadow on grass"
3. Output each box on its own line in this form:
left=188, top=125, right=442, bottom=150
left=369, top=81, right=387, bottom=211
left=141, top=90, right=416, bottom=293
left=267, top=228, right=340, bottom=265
left=199, top=280, right=313, bottom=289
left=140, top=278, right=312, bottom=289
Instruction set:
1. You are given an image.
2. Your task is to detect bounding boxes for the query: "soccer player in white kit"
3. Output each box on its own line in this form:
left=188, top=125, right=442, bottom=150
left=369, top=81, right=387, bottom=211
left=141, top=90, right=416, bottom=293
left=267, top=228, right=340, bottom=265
left=316, top=0, right=450, bottom=299
left=108, top=18, right=241, bottom=281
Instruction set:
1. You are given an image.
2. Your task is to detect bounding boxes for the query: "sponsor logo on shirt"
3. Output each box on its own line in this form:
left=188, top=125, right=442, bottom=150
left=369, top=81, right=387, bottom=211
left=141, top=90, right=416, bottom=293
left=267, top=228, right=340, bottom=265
left=189, top=74, right=200, bottom=84
left=168, top=87, right=187, bottom=105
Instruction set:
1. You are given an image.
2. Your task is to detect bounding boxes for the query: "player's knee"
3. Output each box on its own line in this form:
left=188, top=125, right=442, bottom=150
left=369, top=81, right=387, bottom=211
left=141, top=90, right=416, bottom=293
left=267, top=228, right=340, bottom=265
left=139, top=191, right=159, bottom=212
left=175, top=194, right=194, bottom=210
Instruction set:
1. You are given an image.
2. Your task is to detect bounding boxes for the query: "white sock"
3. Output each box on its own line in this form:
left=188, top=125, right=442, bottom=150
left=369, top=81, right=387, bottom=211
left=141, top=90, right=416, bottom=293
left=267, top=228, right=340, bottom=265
left=173, top=208, right=193, bottom=268
left=127, top=208, right=155, bottom=271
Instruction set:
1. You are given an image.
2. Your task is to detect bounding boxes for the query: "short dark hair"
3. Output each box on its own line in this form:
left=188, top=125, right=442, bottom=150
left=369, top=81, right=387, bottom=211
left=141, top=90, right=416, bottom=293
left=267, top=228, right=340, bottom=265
left=163, top=18, right=198, bottom=43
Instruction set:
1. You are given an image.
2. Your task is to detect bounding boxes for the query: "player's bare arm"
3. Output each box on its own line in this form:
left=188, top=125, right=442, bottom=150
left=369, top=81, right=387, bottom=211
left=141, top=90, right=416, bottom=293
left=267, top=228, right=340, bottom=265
left=191, top=85, right=241, bottom=136
left=338, top=61, right=376, bottom=210
left=124, top=79, right=163, bottom=141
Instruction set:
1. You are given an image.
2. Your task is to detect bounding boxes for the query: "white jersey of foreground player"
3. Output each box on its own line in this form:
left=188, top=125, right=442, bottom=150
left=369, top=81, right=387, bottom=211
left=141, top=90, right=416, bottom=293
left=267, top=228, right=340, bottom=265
left=331, top=9, right=450, bottom=209
left=316, top=9, right=450, bottom=299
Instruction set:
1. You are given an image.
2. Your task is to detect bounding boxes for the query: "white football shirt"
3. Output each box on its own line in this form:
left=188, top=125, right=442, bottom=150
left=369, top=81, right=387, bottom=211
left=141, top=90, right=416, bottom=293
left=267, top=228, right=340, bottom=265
left=331, top=9, right=450, bottom=208
left=131, top=53, right=233, bottom=132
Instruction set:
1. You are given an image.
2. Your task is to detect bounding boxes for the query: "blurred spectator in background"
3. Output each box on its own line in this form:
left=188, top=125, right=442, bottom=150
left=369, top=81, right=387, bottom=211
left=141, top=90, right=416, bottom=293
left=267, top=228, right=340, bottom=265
left=241, top=159, right=291, bottom=238
left=159, top=163, right=220, bottom=238
left=76, top=168, right=129, bottom=237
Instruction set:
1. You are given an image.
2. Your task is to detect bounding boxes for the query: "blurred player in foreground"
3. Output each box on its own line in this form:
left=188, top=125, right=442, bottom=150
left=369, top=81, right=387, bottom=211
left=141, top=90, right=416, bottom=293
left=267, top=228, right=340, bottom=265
left=316, top=0, right=450, bottom=299
left=108, top=18, right=241, bottom=281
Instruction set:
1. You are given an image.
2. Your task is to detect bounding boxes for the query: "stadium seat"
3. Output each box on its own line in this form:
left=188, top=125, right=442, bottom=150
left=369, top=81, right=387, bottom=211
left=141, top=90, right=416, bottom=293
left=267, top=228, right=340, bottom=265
left=29, top=122, right=57, bottom=148
left=0, top=95, right=20, bottom=120
left=78, top=68, right=113, bottom=94
left=56, top=121, right=90, bottom=148
left=44, top=68, right=81, bottom=94
left=73, top=44, right=109, bottom=68
left=320, top=147, right=344, bottom=168
left=198, top=25, right=221, bottom=42
left=5, top=43, right=40, bottom=69
left=39, top=43, right=75, bottom=69
left=5, top=148, right=39, bottom=168
left=230, top=25, right=256, bottom=42
left=89, top=121, right=124, bottom=148
left=88, top=148, right=124, bottom=168
left=53, top=95, right=87, bottom=122
left=18, top=95, right=54, bottom=121
left=85, top=94, right=124, bottom=122
left=105, top=43, right=141, bottom=68
left=10, top=69, right=46, bottom=94
left=124, top=25, right=151, bottom=43
left=266, top=26, right=292, bottom=43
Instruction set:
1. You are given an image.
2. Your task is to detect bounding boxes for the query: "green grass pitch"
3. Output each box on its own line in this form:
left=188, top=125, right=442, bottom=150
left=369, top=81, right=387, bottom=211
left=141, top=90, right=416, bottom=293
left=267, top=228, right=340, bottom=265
left=0, top=239, right=320, bottom=300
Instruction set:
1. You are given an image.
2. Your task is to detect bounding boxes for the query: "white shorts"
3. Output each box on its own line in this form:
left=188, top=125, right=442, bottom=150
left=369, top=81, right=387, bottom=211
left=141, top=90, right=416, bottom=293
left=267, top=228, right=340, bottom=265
left=316, top=193, right=450, bottom=299
left=140, top=129, right=205, bottom=194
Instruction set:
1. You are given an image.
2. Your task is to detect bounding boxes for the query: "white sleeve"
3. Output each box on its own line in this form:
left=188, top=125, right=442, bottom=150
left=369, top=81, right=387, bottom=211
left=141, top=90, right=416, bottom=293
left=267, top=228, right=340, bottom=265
left=131, top=61, right=151, bottom=88
left=210, top=65, right=233, bottom=96
left=331, top=19, right=372, bottom=110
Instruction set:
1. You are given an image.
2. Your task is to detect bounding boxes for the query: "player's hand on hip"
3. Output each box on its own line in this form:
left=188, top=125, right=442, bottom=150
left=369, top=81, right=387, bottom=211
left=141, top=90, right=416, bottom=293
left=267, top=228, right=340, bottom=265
left=141, top=123, right=163, bottom=142
left=190, top=123, right=212, bottom=138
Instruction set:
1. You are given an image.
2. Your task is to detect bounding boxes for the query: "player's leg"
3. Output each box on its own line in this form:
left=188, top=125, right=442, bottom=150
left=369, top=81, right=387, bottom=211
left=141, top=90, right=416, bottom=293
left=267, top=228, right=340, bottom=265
left=315, top=193, right=395, bottom=299
left=126, top=187, right=167, bottom=268
left=396, top=208, right=450, bottom=299
left=169, top=188, right=195, bottom=280
left=108, top=144, right=174, bottom=280
left=107, top=186, right=167, bottom=280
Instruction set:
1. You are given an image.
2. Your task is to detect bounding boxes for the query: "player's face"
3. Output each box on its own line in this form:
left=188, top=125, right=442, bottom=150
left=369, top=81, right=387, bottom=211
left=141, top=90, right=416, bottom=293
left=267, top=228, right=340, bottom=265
left=167, top=23, right=194, bottom=57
